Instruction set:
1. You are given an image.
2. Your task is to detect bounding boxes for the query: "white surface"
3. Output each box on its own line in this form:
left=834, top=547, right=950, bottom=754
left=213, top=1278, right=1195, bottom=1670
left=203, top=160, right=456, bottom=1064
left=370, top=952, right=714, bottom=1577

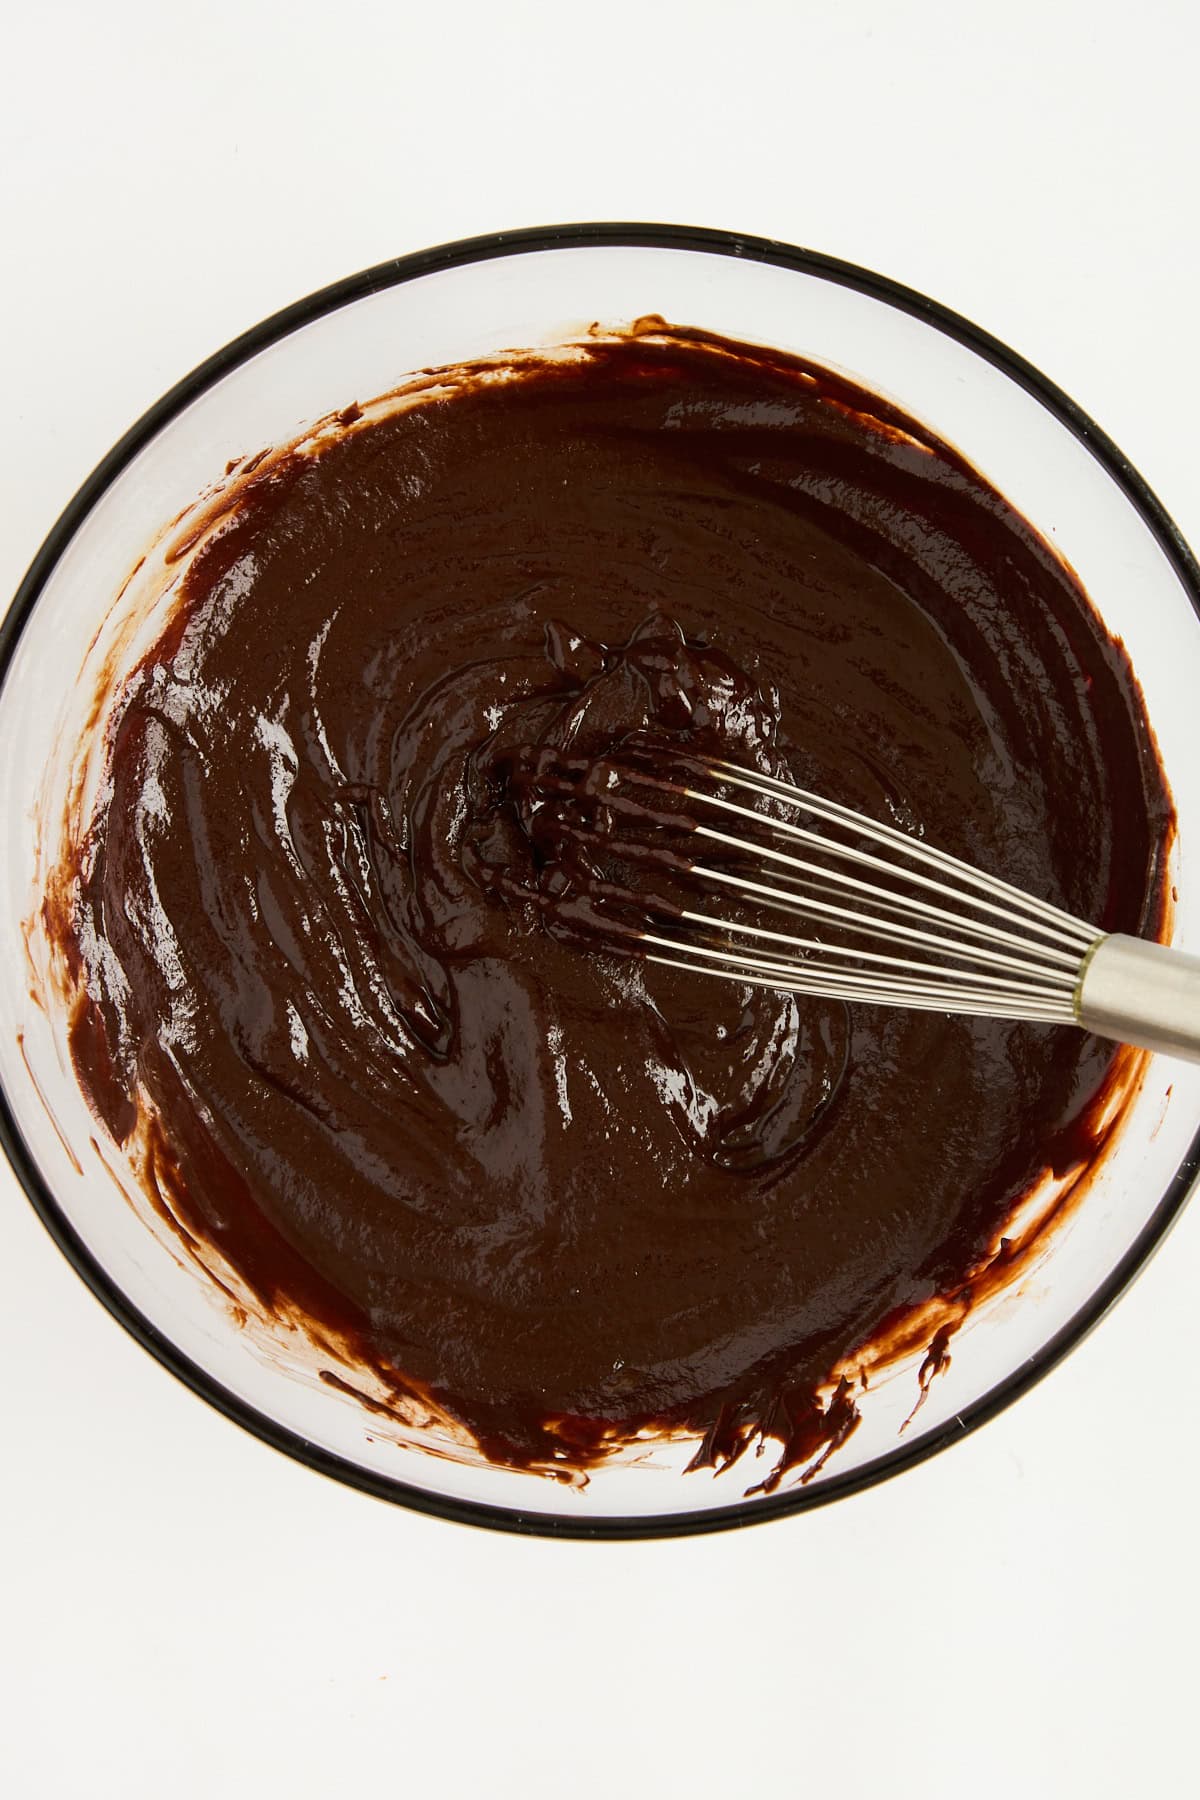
left=2, top=0, right=1198, bottom=1793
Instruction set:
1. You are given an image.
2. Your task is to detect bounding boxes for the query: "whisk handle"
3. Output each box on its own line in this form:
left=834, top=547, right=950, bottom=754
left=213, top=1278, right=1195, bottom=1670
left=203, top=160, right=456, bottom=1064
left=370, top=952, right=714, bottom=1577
left=1076, top=934, right=1200, bottom=1063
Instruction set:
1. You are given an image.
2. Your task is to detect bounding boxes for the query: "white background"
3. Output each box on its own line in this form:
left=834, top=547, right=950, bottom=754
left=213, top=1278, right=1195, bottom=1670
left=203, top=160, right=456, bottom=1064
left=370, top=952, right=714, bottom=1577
left=3, top=3, right=1198, bottom=1795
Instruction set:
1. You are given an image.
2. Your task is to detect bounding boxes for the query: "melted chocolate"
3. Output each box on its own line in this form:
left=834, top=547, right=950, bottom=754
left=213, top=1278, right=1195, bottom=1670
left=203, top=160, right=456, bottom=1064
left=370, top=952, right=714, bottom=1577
left=53, top=326, right=1171, bottom=1488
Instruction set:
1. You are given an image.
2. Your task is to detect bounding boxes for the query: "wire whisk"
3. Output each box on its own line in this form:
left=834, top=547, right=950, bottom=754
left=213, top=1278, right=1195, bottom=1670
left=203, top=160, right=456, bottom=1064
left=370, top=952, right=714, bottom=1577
left=515, top=749, right=1200, bottom=1063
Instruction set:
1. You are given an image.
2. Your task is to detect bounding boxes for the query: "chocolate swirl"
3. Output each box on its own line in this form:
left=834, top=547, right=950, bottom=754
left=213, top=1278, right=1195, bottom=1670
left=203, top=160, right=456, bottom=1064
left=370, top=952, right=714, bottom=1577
left=54, top=327, right=1171, bottom=1486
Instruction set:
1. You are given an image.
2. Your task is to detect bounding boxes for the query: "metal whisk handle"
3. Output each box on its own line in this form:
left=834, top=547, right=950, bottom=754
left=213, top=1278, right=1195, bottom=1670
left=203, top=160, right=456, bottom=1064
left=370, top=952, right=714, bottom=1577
left=1076, top=935, right=1200, bottom=1062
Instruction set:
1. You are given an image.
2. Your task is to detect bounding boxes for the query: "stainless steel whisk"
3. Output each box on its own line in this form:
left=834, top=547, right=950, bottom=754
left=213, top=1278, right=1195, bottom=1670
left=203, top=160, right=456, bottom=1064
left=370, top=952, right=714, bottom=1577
left=583, top=757, right=1200, bottom=1064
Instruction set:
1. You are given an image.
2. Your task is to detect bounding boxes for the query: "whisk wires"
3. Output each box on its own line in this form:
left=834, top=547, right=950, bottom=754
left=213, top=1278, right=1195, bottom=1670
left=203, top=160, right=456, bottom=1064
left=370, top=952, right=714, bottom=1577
left=561, top=756, right=1100, bottom=1025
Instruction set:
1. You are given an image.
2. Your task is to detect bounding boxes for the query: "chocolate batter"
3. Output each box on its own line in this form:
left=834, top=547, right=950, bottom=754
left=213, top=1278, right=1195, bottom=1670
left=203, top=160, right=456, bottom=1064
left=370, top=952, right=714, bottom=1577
left=51, top=324, right=1172, bottom=1489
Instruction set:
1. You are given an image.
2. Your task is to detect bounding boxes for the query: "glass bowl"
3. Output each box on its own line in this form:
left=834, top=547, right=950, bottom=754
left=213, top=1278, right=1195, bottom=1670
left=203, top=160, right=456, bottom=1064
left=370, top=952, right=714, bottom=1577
left=3, top=224, right=1199, bottom=1537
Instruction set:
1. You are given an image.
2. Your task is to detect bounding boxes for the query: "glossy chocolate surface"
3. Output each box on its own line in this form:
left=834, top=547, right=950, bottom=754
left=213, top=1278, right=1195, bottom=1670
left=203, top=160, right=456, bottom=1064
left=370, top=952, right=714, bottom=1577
left=56, top=326, right=1171, bottom=1485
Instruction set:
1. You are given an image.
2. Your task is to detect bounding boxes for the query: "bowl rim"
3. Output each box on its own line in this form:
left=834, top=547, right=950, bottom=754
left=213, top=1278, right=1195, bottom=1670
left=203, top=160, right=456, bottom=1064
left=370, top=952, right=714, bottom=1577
left=3, top=219, right=1199, bottom=1540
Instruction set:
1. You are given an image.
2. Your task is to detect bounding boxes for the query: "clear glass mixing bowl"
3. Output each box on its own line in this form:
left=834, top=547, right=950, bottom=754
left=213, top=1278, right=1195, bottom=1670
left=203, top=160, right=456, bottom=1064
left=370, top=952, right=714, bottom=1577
left=2, top=225, right=1198, bottom=1536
